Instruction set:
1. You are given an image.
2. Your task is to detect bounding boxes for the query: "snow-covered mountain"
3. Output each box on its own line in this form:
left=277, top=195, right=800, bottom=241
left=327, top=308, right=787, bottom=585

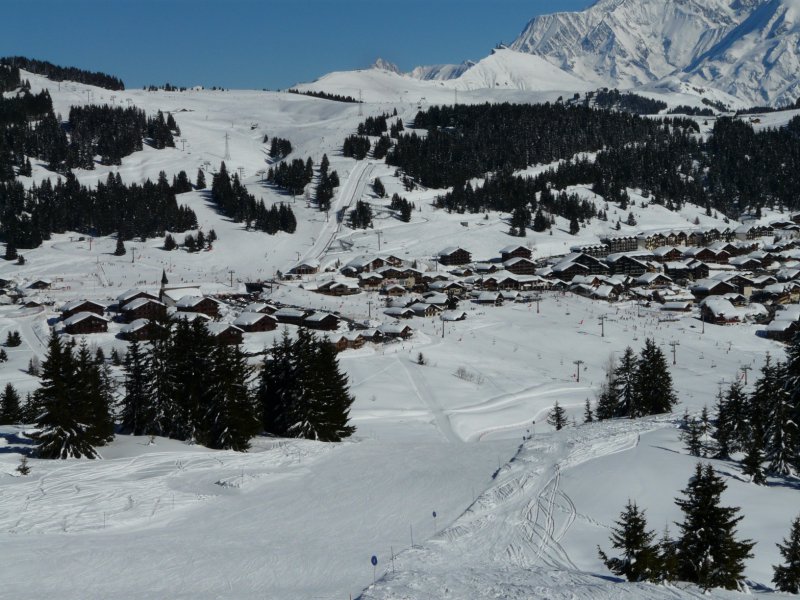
left=511, top=0, right=800, bottom=106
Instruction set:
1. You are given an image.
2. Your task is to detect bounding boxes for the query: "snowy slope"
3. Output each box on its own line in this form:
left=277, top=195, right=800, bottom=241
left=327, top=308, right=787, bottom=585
left=511, top=0, right=800, bottom=106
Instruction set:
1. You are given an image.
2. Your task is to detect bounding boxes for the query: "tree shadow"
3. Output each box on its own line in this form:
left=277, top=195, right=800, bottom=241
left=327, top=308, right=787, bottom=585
left=0, top=429, right=36, bottom=454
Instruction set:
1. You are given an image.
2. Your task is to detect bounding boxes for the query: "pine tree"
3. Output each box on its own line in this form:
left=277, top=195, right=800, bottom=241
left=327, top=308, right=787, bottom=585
left=612, top=346, right=638, bottom=418
left=0, top=349, right=7, bottom=363
left=120, top=339, right=150, bottom=435
left=675, top=463, right=755, bottom=591
left=163, top=233, right=176, bottom=250
left=74, top=341, right=114, bottom=446
left=4, top=241, right=17, bottom=261
left=634, top=338, right=678, bottom=416
left=583, top=399, right=594, bottom=423
left=547, top=400, right=567, bottom=431
left=114, top=232, right=126, bottom=256
left=202, top=344, right=260, bottom=450
left=773, top=516, right=800, bottom=593
left=598, top=501, right=661, bottom=582
left=532, top=209, right=549, bottom=232
left=31, top=331, right=99, bottom=459
left=741, top=437, right=766, bottom=485
left=373, top=177, right=385, bottom=198
left=196, top=168, right=206, bottom=190
left=657, top=526, right=679, bottom=582
left=569, top=216, right=580, bottom=235
left=682, top=417, right=704, bottom=457
left=767, top=359, right=796, bottom=476
left=0, top=382, right=21, bottom=423
left=16, top=456, right=31, bottom=475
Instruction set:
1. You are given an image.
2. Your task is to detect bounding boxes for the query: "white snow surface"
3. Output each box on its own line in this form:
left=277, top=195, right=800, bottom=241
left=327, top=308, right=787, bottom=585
left=0, top=72, right=797, bottom=599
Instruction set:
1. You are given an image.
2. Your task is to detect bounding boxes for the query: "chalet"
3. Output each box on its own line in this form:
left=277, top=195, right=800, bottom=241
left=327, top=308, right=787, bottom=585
left=233, top=312, right=278, bottom=332
left=687, top=231, right=705, bottom=247
left=330, top=334, right=349, bottom=353
left=28, top=279, right=52, bottom=290
left=116, top=289, right=159, bottom=307
left=120, top=318, right=161, bottom=341
left=473, top=263, right=499, bottom=275
left=729, top=256, right=762, bottom=271
left=635, top=273, right=673, bottom=288
left=713, top=273, right=754, bottom=295
left=376, top=266, right=408, bottom=280
left=61, top=299, right=106, bottom=320
left=170, top=311, right=211, bottom=323
left=316, top=280, right=360, bottom=296
left=303, top=312, right=340, bottom=331
left=690, top=279, right=739, bottom=300
left=428, top=280, right=467, bottom=296
left=207, top=323, right=244, bottom=345
left=409, top=302, right=441, bottom=317
left=0, top=277, right=15, bottom=288
left=343, top=331, right=366, bottom=350
left=503, top=257, right=537, bottom=276
left=661, top=301, right=692, bottom=312
left=500, top=244, right=533, bottom=262
left=551, top=261, right=589, bottom=281
left=437, top=247, right=472, bottom=266
left=358, top=272, right=384, bottom=289
left=244, top=302, right=277, bottom=314
left=735, top=223, right=774, bottom=241
left=121, top=298, right=167, bottom=322
left=700, top=298, right=740, bottom=325
left=422, top=292, right=449, bottom=306
left=384, top=307, right=414, bottom=319
left=274, top=307, right=309, bottom=326
left=476, top=291, right=502, bottom=306
left=605, top=253, right=652, bottom=277
left=378, top=323, right=413, bottom=339
left=500, top=290, right=521, bottom=302
left=682, top=247, right=718, bottom=264
left=482, top=272, right=524, bottom=291
left=652, top=247, right=684, bottom=263
left=384, top=255, right=405, bottom=267
left=176, top=295, right=220, bottom=318
left=637, top=232, right=667, bottom=250
left=161, top=286, right=202, bottom=307
left=750, top=275, right=779, bottom=290
left=360, top=328, right=384, bottom=343
left=289, top=259, right=320, bottom=275
left=441, top=310, right=467, bottom=321
left=600, top=235, right=638, bottom=253
left=721, top=293, right=749, bottom=307
left=63, top=312, right=109, bottom=335
left=570, top=244, right=609, bottom=258
left=763, top=320, right=800, bottom=342
left=381, top=284, right=407, bottom=297
left=343, top=256, right=386, bottom=275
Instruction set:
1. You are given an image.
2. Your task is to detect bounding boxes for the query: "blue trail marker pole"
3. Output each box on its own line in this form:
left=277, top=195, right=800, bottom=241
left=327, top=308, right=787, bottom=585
left=433, top=510, right=437, bottom=536
left=371, top=555, right=378, bottom=586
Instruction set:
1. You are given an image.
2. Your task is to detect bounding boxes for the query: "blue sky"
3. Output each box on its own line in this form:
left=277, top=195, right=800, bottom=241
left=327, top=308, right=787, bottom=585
left=2, top=0, right=590, bottom=90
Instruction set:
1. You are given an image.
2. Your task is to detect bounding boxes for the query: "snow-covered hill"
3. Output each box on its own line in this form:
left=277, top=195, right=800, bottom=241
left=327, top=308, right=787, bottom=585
left=511, top=0, right=800, bottom=106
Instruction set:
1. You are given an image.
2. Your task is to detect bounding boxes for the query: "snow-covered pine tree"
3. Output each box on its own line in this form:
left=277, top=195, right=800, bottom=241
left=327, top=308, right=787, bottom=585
left=195, top=168, right=206, bottom=189
left=32, top=330, right=99, bottom=459
left=114, top=232, right=126, bottom=256
left=741, top=437, right=766, bottom=485
left=547, top=400, right=567, bottom=431
left=675, top=463, right=755, bottom=591
left=656, top=526, right=679, bottom=583
left=682, top=417, right=703, bottom=457
left=584, top=399, right=594, bottom=423
left=773, top=516, right=800, bottom=593
left=259, top=329, right=297, bottom=437
left=598, top=500, right=660, bottom=582
left=634, top=338, right=678, bottom=416
left=767, top=359, right=797, bottom=476
left=74, top=341, right=115, bottom=446
left=780, top=335, right=800, bottom=474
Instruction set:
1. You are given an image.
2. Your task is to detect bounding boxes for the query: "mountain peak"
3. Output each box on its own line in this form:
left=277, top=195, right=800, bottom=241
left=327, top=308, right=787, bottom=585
left=510, top=0, right=797, bottom=105
left=371, top=58, right=401, bottom=74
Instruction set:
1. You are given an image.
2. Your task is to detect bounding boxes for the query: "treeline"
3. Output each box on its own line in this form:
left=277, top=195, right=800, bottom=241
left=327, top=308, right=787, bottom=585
left=387, top=103, right=698, bottom=190
left=287, top=88, right=360, bottom=103
left=211, top=162, right=296, bottom=234
left=27, top=324, right=356, bottom=458
left=683, top=352, right=799, bottom=481
left=389, top=193, right=413, bottom=222
left=268, top=137, right=292, bottom=160
left=66, top=106, right=176, bottom=167
left=0, top=171, right=197, bottom=248
left=736, top=98, right=800, bottom=115
left=0, top=56, right=125, bottom=90
left=589, top=89, right=667, bottom=115
left=349, top=200, right=373, bottom=229
left=0, top=64, right=21, bottom=93
left=668, top=105, right=715, bottom=116
left=266, top=157, right=313, bottom=196
left=0, top=90, right=174, bottom=177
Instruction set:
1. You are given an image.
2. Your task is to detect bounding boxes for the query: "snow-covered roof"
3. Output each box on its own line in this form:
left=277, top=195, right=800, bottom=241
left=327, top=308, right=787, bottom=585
left=437, top=246, right=468, bottom=257
left=206, top=323, right=243, bottom=336
left=244, top=302, right=276, bottom=313
left=441, top=310, right=467, bottom=321
left=176, top=295, right=214, bottom=309
left=274, top=307, right=307, bottom=318
left=500, top=244, right=529, bottom=254
left=701, top=298, right=738, bottom=318
left=63, top=311, right=109, bottom=326
left=503, top=257, right=534, bottom=267
left=378, top=323, right=412, bottom=335
left=636, top=272, right=672, bottom=285
left=162, top=287, right=202, bottom=302
left=170, top=311, right=210, bottom=322
left=61, top=299, right=105, bottom=312
left=304, top=312, right=338, bottom=323
left=121, top=318, right=151, bottom=333
left=384, top=307, right=413, bottom=317
left=346, top=256, right=381, bottom=269
left=477, top=291, right=500, bottom=302
left=233, top=312, right=276, bottom=327
left=116, top=288, right=156, bottom=304
left=121, top=297, right=164, bottom=311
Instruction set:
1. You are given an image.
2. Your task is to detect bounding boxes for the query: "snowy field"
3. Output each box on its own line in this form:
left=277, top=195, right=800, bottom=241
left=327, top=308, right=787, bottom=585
left=0, top=71, right=797, bottom=599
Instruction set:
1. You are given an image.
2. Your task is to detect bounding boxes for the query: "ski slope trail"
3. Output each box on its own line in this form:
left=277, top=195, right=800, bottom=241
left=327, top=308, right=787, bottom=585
left=356, top=416, right=745, bottom=600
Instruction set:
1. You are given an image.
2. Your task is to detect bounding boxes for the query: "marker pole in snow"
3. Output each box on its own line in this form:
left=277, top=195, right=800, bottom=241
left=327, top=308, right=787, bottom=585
left=391, top=547, right=395, bottom=573
left=433, top=511, right=437, bottom=536
left=371, top=555, right=377, bottom=586
left=410, top=524, right=414, bottom=547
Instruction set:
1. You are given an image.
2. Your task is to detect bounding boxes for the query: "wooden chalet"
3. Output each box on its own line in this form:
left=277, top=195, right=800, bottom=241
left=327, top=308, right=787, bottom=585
left=690, top=279, right=739, bottom=300
left=207, top=323, right=244, bottom=345
left=28, top=279, right=52, bottom=290
left=244, top=302, right=277, bottom=314
left=378, top=323, right=413, bottom=339
left=176, top=295, right=220, bottom=318
left=600, top=235, right=638, bottom=253
left=500, top=245, right=533, bottom=262
left=700, top=298, right=740, bottom=325
left=233, top=312, right=278, bottom=332
left=274, top=307, right=310, bottom=326
left=303, top=312, right=340, bottom=331
left=503, top=257, right=537, bottom=276
left=605, top=254, right=652, bottom=277
left=120, top=318, right=162, bottom=341
left=570, top=244, right=609, bottom=258
left=409, top=303, right=441, bottom=317
left=763, top=319, right=800, bottom=342
left=437, top=247, right=472, bottom=266
left=63, top=312, right=109, bottom=335
left=121, top=298, right=167, bottom=322
left=652, top=247, right=684, bottom=263
left=116, top=289, right=159, bottom=307
left=61, top=299, right=105, bottom=320
left=289, top=259, right=320, bottom=275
